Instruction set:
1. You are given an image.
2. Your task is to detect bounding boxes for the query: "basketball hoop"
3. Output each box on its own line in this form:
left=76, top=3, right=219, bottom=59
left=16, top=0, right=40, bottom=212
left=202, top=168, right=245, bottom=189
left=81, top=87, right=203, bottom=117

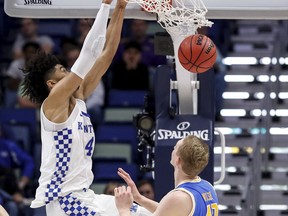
left=129, top=0, right=212, bottom=36
left=128, top=0, right=213, bottom=115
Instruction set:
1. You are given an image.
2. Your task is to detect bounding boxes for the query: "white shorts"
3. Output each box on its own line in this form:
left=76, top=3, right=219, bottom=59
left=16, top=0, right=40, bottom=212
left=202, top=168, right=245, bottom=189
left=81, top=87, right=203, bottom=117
left=45, top=189, right=152, bottom=216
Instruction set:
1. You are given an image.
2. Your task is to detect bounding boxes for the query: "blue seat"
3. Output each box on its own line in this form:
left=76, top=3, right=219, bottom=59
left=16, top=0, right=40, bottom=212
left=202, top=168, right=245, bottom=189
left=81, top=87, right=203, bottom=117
left=2, top=124, right=31, bottom=153
left=95, top=123, right=139, bottom=163
left=0, top=108, right=38, bottom=154
left=95, top=123, right=137, bottom=145
left=93, top=162, right=138, bottom=183
left=108, top=90, right=147, bottom=107
left=0, top=108, right=37, bottom=135
left=3, top=89, right=18, bottom=108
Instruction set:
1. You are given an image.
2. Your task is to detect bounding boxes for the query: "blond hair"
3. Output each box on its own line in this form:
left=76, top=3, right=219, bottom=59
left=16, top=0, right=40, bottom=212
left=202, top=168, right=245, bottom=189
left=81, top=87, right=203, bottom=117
left=177, top=135, right=209, bottom=177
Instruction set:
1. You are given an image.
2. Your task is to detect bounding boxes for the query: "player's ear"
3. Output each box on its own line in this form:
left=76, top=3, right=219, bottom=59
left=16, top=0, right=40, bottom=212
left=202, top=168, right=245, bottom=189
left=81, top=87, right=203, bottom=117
left=175, top=155, right=181, bottom=166
left=46, top=79, right=56, bottom=90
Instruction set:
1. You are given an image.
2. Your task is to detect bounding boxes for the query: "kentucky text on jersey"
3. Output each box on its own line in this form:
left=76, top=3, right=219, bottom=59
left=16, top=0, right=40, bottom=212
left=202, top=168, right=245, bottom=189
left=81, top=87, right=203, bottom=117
left=78, top=111, right=93, bottom=133
left=78, top=122, right=93, bottom=133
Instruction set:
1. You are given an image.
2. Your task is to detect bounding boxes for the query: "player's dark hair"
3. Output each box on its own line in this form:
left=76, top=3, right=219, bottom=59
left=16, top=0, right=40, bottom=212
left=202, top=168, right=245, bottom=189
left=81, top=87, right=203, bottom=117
left=21, top=51, right=60, bottom=104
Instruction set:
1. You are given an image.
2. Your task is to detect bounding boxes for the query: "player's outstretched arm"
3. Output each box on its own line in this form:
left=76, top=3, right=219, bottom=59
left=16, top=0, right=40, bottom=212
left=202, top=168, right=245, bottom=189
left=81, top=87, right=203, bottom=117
left=42, top=0, right=113, bottom=121
left=70, top=0, right=112, bottom=82
left=77, top=0, right=128, bottom=100
left=117, top=168, right=159, bottom=213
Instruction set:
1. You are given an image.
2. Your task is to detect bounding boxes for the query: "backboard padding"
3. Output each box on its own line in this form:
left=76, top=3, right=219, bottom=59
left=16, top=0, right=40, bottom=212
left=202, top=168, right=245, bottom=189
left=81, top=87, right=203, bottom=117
left=4, top=0, right=288, bottom=19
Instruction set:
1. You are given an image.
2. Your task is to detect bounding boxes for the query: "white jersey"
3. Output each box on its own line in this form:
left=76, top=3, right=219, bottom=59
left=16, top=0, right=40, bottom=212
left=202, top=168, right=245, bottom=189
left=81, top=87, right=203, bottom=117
left=31, top=99, right=95, bottom=208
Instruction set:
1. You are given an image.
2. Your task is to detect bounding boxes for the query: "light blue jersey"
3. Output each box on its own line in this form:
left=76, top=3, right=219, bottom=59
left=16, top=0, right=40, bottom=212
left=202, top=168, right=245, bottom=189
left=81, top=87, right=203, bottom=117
left=174, top=177, right=219, bottom=216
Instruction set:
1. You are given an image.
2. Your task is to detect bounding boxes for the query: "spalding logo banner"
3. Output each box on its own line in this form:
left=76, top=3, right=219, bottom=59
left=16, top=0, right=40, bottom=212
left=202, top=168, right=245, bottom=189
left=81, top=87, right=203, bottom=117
left=154, top=114, right=214, bottom=201
left=156, top=114, right=213, bottom=146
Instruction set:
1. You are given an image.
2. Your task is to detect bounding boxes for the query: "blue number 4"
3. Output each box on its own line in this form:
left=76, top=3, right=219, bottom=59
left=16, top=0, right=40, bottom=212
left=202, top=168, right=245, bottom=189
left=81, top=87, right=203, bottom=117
left=85, top=137, right=94, bottom=156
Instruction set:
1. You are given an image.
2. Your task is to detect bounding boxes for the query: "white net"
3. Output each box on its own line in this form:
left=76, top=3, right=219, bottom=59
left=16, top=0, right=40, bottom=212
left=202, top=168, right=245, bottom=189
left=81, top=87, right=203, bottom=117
left=128, top=0, right=212, bottom=38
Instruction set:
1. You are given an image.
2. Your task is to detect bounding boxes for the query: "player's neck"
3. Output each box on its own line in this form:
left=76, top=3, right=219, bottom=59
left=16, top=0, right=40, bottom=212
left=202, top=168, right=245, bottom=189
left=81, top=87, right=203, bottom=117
left=174, top=170, right=187, bottom=187
left=174, top=169, right=199, bottom=187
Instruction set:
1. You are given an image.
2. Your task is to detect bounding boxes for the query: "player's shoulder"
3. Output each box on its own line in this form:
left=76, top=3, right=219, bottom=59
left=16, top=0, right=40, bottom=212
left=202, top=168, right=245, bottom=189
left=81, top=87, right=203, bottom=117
left=165, top=189, right=192, bottom=205
left=200, top=178, right=215, bottom=188
left=156, top=190, right=192, bottom=216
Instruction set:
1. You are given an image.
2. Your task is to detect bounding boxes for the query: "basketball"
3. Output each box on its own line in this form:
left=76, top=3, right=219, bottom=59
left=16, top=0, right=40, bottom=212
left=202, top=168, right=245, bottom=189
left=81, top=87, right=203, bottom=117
left=178, top=34, right=217, bottom=73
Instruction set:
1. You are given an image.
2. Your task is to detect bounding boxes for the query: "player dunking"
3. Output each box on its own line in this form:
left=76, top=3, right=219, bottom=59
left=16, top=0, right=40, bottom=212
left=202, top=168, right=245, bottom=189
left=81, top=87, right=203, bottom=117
left=21, top=0, right=151, bottom=215
left=115, top=135, right=219, bottom=216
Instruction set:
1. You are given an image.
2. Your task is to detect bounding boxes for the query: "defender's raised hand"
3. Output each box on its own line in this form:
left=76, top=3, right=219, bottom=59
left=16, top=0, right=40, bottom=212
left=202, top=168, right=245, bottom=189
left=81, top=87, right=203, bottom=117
left=117, top=168, right=142, bottom=202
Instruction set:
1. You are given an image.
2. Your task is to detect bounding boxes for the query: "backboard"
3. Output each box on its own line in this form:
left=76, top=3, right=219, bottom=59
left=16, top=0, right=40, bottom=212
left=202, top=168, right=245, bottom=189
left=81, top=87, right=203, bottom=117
left=4, top=0, right=288, bottom=19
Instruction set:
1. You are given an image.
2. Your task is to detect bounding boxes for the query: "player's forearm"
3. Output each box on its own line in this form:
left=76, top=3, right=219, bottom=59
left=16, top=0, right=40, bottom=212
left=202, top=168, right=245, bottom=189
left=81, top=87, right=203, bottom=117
left=80, top=1, right=127, bottom=99
left=82, top=3, right=110, bottom=57
left=71, top=3, right=110, bottom=79
left=135, top=195, right=159, bottom=213
left=103, top=0, right=127, bottom=61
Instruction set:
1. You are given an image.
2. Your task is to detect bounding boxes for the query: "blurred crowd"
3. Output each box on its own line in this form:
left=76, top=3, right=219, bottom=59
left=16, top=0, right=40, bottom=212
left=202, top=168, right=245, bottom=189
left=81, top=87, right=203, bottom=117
left=0, top=14, right=228, bottom=215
